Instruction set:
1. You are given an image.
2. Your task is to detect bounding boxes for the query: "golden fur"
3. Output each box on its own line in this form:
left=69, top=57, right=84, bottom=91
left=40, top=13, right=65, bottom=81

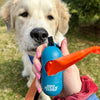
left=0, top=0, right=70, bottom=99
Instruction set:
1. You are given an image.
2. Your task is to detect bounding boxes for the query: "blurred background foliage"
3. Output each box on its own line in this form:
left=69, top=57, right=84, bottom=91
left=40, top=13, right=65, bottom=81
left=64, top=0, right=100, bottom=26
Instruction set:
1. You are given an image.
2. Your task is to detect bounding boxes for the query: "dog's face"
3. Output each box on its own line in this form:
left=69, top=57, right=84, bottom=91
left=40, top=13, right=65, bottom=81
left=0, top=0, right=70, bottom=55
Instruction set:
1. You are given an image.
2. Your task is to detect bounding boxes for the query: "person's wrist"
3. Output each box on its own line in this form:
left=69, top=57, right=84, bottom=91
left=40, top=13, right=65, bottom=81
left=58, top=65, right=82, bottom=97
left=66, top=65, right=82, bottom=96
left=54, top=76, right=98, bottom=100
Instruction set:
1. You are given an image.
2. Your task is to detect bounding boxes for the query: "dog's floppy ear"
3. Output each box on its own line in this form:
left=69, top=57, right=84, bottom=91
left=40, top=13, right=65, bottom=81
left=0, top=1, right=12, bottom=33
left=56, top=0, right=70, bottom=34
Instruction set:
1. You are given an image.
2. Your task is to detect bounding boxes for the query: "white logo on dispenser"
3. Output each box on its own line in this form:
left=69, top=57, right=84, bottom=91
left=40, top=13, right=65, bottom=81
left=45, top=85, right=58, bottom=91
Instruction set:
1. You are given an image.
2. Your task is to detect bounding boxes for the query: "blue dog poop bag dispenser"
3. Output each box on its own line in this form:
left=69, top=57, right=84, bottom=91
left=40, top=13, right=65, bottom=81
left=41, top=36, right=63, bottom=96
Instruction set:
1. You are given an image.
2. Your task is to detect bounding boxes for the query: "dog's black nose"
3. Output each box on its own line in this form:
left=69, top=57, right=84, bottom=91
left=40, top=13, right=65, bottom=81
left=30, top=28, right=48, bottom=43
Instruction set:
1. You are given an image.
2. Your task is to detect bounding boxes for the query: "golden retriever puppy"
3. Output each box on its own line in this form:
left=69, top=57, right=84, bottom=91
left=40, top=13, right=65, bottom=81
left=0, top=0, right=70, bottom=99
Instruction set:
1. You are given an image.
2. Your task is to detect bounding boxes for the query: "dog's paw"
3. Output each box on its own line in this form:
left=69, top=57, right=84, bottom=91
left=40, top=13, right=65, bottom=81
left=40, top=92, right=51, bottom=100
left=27, top=78, right=34, bottom=87
left=27, top=81, right=31, bottom=87
left=22, top=70, right=29, bottom=77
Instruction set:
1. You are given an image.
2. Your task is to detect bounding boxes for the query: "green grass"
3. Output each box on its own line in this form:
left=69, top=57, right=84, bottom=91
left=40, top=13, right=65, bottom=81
left=0, top=0, right=29, bottom=97
left=66, top=26, right=100, bottom=97
left=0, top=0, right=5, bottom=6
left=0, top=1, right=100, bottom=99
left=0, top=26, right=28, bottom=100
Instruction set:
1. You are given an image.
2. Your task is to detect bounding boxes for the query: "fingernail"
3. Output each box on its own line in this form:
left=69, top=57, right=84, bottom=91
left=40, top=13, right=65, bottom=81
left=36, top=52, right=39, bottom=58
left=37, top=88, right=41, bottom=93
left=36, top=65, right=41, bottom=72
left=36, top=73, right=41, bottom=80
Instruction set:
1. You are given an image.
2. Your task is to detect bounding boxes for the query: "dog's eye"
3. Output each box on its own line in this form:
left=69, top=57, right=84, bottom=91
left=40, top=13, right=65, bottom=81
left=19, top=12, right=29, bottom=17
left=47, top=15, right=54, bottom=20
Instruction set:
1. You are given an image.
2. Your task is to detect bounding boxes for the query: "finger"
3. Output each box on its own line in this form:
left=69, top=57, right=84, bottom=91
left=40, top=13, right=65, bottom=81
left=32, top=56, right=41, bottom=80
left=32, top=65, right=37, bottom=75
left=36, top=43, right=47, bottom=58
left=33, top=56, right=41, bottom=72
left=35, top=79, right=42, bottom=93
left=32, top=67, right=41, bottom=81
left=61, top=38, right=69, bottom=56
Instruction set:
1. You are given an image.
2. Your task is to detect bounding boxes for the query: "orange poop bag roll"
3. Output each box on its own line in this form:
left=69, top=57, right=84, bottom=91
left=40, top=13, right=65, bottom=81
left=45, top=46, right=100, bottom=76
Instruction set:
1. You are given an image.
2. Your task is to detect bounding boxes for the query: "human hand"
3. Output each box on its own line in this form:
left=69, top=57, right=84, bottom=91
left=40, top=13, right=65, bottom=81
left=32, top=38, right=82, bottom=97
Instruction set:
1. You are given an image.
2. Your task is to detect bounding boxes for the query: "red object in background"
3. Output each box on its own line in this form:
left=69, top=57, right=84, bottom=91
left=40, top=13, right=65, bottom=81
left=45, top=46, right=100, bottom=76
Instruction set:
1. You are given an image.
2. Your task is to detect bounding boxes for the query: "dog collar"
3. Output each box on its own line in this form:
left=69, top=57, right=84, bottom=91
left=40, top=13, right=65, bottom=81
left=28, top=55, right=34, bottom=64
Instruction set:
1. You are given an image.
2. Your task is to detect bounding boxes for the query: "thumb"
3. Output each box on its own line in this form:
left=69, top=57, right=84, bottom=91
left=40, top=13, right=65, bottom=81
left=61, top=38, right=69, bottom=56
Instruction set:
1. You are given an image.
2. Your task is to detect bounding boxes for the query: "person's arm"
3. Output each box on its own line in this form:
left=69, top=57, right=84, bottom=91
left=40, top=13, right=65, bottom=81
left=53, top=75, right=98, bottom=100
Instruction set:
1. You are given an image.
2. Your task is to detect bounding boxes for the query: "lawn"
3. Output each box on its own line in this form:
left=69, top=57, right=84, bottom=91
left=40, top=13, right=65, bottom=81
left=0, top=0, right=100, bottom=100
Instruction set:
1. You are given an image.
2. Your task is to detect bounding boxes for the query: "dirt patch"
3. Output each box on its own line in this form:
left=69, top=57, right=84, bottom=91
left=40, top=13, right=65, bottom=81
left=79, top=24, right=100, bottom=36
